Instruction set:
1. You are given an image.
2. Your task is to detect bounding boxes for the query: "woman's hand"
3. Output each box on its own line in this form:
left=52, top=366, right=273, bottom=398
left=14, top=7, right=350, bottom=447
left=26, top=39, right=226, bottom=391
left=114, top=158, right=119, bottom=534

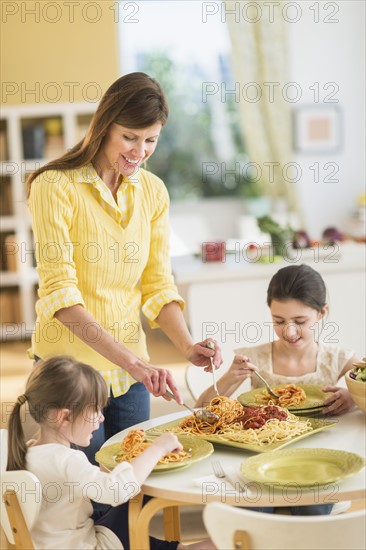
left=186, top=339, right=223, bottom=372
left=124, top=354, right=183, bottom=404
left=322, top=386, right=355, bottom=415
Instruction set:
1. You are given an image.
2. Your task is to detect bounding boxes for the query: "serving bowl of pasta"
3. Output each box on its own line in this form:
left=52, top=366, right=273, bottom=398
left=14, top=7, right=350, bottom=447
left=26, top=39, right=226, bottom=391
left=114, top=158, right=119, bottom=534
left=346, top=361, right=366, bottom=413
left=148, top=396, right=336, bottom=454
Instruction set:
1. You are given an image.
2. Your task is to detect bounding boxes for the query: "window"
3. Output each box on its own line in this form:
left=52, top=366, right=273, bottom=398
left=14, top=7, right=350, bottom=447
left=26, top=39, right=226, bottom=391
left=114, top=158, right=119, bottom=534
left=119, top=0, right=249, bottom=199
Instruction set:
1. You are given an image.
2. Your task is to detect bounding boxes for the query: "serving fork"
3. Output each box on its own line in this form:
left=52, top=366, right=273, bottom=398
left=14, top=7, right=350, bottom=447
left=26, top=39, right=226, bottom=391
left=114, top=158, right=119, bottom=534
left=207, top=341, right=219, bottom=396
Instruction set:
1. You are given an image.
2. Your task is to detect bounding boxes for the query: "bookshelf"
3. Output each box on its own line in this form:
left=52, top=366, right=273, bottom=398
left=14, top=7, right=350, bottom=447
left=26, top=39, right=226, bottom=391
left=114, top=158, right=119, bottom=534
left=0, top=102, right=95, bottom=340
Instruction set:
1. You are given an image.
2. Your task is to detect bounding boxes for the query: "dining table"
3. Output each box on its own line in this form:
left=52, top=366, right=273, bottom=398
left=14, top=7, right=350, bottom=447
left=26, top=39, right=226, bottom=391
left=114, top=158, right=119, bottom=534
left=102, top=407, right=366, bottom=550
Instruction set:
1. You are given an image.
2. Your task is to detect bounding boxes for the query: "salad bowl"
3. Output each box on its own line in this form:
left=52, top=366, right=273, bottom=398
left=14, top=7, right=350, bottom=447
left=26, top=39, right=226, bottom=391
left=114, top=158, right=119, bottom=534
left=346, top=360, right=366, bottom=413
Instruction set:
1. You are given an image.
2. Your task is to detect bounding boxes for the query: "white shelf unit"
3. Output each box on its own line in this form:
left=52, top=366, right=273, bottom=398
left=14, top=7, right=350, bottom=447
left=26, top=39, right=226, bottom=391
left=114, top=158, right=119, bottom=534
left=0, top=102, right=96, bottom=340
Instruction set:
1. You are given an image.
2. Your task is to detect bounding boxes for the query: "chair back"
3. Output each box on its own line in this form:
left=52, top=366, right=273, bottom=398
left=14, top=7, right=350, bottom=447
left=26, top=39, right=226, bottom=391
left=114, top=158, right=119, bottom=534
left=0, top=430, right=42, bottom=549
left=185, top=364, right=202, bottom=402
left=203, top=502, right=366, bottom=550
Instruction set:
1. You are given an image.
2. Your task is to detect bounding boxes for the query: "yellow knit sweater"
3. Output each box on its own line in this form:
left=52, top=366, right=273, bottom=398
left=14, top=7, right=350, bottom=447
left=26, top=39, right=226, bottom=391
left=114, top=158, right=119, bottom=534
left=28, top=164, right=183, bottom=395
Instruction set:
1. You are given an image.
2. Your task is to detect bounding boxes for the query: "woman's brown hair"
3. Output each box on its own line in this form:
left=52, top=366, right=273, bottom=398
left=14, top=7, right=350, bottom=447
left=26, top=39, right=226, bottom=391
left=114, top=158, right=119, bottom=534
left=26, top=72, right=169, bottom=196
left=7, top=356, right=108, bottom=471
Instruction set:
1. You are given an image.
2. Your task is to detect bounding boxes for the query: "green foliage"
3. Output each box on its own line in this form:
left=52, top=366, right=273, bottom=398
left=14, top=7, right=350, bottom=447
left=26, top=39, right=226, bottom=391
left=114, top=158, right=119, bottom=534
left=257, top=215, right=294, bottom=255
left=139, top=52, right=252, bottom=199
left=257, top=215, right=284, bottom=236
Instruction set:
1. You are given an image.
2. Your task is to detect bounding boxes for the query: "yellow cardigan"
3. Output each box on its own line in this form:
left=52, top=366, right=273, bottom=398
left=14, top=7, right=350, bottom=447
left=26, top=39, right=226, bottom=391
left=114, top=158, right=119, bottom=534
left=29, top=164, right=183, bottom=395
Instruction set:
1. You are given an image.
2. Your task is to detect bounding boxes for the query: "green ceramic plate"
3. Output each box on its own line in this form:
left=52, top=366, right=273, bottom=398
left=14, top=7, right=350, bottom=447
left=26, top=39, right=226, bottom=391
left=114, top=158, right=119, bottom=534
left=238, top=384, right=328, bottom=411
left=95, top=434, right=214, bottom=472
left=146, top=416, right=336, bottom=454
left=240, top=448, right=366, bottom=487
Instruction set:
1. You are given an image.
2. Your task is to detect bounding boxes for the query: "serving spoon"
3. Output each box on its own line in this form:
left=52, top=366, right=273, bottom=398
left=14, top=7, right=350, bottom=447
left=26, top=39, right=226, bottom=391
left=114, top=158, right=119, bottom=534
left=164, top=390, right=219, bottom=424
left=253, top=371, right=280, bottom=399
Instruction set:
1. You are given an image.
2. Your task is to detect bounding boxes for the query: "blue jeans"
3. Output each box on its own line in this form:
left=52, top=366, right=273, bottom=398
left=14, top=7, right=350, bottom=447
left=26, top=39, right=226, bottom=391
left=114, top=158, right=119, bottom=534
left=80, top=382, right=150, bottom=465
left=290, top=504, right=334, bottom=515
left=245, top=505, right=333, bottom=515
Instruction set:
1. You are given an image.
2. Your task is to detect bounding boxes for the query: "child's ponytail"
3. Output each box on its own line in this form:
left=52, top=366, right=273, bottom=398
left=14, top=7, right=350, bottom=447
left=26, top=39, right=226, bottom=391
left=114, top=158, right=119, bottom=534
left=6, top=356, right=108, bottom=472
left=7, top=394, right=28, bottom=471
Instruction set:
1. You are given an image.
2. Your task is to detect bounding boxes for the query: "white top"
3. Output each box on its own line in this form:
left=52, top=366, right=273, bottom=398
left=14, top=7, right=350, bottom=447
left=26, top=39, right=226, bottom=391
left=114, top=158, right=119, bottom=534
left=234, top=342, right=354, bottom=388
left=26, top=444, right=140, bottom=549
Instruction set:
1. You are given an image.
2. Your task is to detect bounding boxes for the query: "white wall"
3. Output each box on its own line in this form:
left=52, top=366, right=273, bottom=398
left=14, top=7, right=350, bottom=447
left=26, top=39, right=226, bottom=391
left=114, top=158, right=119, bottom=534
left=170, top=1, right=365, bottom=243
left=289, top=0, right=365, bottom=237
left=170, top=197, right=248, bottom=255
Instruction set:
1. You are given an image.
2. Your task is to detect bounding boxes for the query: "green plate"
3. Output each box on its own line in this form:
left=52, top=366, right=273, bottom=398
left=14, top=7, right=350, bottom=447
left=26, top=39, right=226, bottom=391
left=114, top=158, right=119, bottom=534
left=95, top=434, right=214, bottom=472
left=238, top=384, right=328, bottom=411
left=240, top=448, right=366, bottom=487
left=146, top=416, right=336, bottom=454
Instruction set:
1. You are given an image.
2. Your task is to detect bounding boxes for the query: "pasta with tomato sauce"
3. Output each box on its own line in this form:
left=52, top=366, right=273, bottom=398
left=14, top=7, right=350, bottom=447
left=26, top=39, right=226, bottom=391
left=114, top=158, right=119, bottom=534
left=254, top=383, right=306, bottom=407
left=115, top=429, right=190, bottom=464
left=172, top=397, right=312, bottom=447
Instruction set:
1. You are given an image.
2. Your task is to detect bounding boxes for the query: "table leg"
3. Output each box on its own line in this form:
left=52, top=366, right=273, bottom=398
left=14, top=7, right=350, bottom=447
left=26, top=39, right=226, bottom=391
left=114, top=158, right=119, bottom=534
left=163, top=506, right=181, bottom=541
left=129, top=492, right=146, bottom=549
left=129, top=496, right=186, bottom=550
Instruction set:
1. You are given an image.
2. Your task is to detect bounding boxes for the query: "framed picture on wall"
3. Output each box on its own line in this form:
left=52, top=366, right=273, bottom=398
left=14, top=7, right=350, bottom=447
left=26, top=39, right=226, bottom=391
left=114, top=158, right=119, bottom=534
left=293, top=105, right=342, bottom=153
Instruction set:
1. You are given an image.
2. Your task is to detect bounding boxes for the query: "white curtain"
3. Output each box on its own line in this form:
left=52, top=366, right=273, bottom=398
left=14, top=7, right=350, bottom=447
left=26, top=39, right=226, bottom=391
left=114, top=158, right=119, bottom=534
left=225, top=0, right=300, bottom=215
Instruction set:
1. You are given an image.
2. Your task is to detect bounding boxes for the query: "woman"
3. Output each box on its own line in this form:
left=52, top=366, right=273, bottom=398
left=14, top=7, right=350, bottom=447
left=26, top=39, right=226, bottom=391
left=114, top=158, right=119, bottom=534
left=27, top=72, right=222, bottom=461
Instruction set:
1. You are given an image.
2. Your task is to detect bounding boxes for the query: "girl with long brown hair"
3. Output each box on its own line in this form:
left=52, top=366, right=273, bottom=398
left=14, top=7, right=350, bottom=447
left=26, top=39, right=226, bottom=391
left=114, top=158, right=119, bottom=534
left=7, top=356, right=214, bottom=549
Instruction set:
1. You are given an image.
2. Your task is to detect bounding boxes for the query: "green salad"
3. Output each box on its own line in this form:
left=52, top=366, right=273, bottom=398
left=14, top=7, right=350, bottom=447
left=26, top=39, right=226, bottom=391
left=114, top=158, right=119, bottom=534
left=350, top=366, right=366, bottom=382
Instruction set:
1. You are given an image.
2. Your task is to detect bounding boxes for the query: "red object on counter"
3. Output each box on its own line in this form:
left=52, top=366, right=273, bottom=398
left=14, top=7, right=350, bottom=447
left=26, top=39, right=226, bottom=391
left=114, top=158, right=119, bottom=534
left=202, top=241, right=226, bottom=262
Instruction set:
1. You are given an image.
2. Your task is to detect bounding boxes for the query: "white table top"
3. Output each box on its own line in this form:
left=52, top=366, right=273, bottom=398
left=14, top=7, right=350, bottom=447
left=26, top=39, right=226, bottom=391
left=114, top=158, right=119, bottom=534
left=104, top=408, right=366, bottom=507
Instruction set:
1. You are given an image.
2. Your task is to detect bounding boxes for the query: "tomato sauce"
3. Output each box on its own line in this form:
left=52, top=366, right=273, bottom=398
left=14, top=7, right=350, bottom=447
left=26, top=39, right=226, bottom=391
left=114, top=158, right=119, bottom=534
left=236, top=405, right=288, bottom=430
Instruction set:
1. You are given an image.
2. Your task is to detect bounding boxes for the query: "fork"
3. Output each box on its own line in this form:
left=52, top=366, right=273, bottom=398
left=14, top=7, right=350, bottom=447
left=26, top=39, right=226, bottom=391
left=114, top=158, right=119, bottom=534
left=207, top=341, right=219, bottom=396
left=212, top=461, right=245, bottom=493
left=254, top=370, right=280, bottom=399
left=211, top=460, right=226, bottom=479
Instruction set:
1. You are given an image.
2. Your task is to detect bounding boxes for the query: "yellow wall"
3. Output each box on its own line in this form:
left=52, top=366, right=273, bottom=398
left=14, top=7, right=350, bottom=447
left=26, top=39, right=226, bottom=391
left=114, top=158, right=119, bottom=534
left=1, top=0, right=120, bottom=104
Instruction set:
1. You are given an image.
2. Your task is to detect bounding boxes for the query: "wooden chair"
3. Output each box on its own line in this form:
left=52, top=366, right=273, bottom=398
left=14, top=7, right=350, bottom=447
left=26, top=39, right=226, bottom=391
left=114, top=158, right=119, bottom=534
left=203, top=502, right=366, bottom=550
left=0, top=429, right=42, bottom=549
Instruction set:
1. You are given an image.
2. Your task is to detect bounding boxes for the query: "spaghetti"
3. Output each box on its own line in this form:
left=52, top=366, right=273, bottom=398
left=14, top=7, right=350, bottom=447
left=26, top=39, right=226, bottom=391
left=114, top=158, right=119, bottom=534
left=179, top=396, right=244, bottom=435
left=254, top=384, right=306, bottom=407
left=115, top=429, right=190, bottom=464
left=172, top=397, right=312, bottom=447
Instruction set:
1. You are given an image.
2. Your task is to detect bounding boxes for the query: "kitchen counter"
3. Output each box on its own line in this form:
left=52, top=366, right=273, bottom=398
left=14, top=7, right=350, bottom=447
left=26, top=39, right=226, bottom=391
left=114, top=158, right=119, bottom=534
left=172, top=242, right=365, bottom=284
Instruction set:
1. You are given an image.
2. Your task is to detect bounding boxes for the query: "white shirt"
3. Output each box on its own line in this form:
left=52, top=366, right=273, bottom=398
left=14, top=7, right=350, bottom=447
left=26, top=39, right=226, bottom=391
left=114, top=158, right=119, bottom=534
left=234, top=342, right=354, bottom=388
left=26, top=444, right=140, bottom=549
